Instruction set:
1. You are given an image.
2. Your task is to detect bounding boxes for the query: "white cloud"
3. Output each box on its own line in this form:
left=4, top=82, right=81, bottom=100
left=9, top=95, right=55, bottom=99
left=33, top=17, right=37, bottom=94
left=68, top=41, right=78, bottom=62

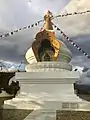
left=30, top=0, right=70, bottom=15
left=71, top=56, right=90, bottom=68
left=61, top=0, right=90, bottom=13
left=53, top=0, right=90, bottom=37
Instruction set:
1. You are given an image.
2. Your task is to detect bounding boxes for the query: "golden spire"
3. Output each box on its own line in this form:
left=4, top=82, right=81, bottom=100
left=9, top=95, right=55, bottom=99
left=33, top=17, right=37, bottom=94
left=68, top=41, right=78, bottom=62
left=43, top=10, right=53, bottom=30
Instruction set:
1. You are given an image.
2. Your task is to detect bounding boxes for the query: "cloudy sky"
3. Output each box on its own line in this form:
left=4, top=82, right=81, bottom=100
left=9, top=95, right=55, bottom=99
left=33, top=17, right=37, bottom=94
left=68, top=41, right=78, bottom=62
left=0, top=0, right=90, bottom=68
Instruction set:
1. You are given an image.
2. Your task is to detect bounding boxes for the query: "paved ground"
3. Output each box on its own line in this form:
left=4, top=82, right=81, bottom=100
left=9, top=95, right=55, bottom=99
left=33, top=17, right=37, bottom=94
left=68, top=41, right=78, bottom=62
left=0, top=109, right=33, bottom=120
left=56, top=110, right=90, bottom=120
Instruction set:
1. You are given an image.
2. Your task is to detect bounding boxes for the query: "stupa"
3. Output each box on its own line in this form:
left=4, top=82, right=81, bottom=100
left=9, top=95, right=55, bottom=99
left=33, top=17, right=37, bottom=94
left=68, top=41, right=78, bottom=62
left=15, top=11, right=83, bottom=111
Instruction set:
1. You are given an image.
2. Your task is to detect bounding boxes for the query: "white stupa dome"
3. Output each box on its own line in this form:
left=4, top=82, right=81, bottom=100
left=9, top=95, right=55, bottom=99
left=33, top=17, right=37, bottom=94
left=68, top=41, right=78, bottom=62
left=25, top=47, right=37, bottom=64
left=25, top=40, right=72, bottom=64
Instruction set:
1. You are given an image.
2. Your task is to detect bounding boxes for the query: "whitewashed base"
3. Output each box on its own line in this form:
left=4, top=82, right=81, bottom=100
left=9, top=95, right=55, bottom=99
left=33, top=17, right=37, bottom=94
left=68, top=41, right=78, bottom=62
left=8, top=70, right=90, bottom=120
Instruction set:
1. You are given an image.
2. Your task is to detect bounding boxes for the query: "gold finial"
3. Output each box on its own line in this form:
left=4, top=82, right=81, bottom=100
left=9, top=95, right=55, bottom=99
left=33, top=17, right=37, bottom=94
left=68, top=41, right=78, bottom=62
left=43, top=10, right=53, bottom=30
